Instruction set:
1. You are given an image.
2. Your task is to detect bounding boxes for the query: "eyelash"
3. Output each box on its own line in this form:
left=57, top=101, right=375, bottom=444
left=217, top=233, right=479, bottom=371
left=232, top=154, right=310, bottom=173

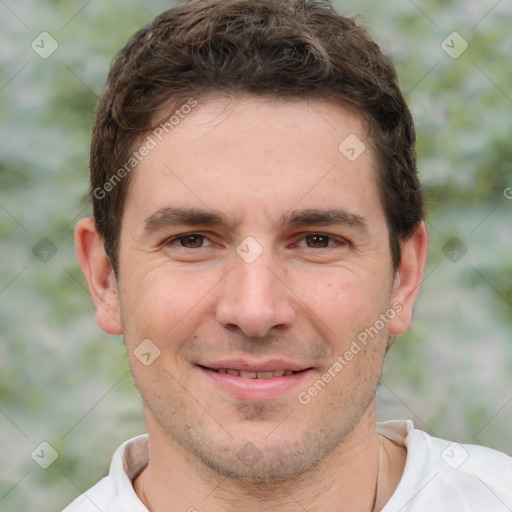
left=164, top=232, right=346, bottom=249
left=166, top=233, right=213, bottom=248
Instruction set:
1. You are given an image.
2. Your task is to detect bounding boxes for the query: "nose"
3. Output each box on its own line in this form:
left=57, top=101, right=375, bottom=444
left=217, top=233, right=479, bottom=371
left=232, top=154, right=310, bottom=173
left=215, top=250, right=296, bottom=338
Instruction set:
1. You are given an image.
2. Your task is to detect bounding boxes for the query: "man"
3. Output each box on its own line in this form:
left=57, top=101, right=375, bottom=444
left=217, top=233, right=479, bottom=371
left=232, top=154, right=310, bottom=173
left=65, top=0, right=512, bottom=510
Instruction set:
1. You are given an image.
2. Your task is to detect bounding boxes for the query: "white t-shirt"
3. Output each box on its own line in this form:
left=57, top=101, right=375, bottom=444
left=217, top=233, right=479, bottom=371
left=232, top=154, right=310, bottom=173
left=62, top=420, right=512, bottom=511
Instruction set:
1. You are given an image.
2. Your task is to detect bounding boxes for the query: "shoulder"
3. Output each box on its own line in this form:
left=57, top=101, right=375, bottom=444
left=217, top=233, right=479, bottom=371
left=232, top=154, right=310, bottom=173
left=380, top=420, right=512, bottom=511
left=411, top=426, right=512, bottom=492
left=62, top=476, right=115, bottom=512
left=61, top=434, right=149, bottom=512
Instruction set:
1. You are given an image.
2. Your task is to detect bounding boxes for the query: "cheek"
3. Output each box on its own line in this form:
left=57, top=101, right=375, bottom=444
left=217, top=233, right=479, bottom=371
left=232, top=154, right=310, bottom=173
left=285, top=266, right=388, bottom=332
left=118, top=263, right=221, bottom=343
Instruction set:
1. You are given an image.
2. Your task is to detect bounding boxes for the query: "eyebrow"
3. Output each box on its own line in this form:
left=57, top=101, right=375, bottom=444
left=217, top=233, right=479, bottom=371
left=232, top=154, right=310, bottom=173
left=143, top=207, right=241, bottom=234
left=142, top=206, right=367, bottom=235
left=279, top=208, right=367, bottom=230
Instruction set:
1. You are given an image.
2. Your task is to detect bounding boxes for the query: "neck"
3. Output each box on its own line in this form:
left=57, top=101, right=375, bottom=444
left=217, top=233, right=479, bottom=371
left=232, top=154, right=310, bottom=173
left=134, top=403, right=405, bottom=512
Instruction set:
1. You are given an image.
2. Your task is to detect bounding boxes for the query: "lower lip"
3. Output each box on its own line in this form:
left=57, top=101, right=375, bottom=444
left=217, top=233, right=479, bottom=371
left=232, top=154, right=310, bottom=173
left=197, top=366, right=313, bottom=401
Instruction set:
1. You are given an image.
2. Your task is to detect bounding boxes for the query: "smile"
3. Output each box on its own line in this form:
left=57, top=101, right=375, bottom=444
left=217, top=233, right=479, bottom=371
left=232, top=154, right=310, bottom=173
left=200, top=366, right=300, bottom=379
left=197, top=363, right=313, bottom=400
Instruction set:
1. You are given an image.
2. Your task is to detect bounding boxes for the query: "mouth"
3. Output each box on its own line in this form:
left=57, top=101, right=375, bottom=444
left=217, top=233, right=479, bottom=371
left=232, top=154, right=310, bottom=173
left=198, top=365, right=305, bottom=379
left=196, top=361, right=314, bottom=400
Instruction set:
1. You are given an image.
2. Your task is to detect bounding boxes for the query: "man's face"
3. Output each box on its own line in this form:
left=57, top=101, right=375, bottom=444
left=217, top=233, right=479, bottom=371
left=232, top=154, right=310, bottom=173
left=114, top=97, right=405, bottom=479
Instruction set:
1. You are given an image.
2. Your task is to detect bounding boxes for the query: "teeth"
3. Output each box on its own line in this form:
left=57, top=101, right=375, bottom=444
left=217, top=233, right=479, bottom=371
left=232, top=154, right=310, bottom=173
left=212, top=368, right=298, bottom=378
left=257, top=371, right=275, bottom=378
left=240, top=371, right=258, bottom=378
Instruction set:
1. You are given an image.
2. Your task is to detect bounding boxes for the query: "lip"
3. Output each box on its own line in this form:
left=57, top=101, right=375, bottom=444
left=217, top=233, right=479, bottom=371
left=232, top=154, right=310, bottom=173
left=196, top=359, right=314, bottom=401
left=198, top=359, right=310, bottom=373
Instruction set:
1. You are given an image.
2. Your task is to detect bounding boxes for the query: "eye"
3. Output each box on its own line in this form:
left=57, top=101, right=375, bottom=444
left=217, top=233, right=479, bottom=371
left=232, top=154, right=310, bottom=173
left=295, top=233, right=344, bottom=248
left=166, top=233, right=211, bottom=248
left=305, top=234, right=330, bottom=248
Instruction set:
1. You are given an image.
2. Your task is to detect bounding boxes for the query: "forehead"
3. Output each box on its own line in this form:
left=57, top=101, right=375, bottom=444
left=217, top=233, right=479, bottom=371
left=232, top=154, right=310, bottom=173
left=125, top=96, right=382, bottom=228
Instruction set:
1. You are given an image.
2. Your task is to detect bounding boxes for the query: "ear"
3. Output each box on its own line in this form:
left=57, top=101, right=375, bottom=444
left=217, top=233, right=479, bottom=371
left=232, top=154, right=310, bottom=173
left=388, top=221, right=428, bottom=336
left=75, top=217, right=123, bottom=335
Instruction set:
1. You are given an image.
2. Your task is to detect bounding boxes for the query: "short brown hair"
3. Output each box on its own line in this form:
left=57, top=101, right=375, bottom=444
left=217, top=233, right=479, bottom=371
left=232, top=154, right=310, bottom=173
left=90, top=0, right=424, bottom=273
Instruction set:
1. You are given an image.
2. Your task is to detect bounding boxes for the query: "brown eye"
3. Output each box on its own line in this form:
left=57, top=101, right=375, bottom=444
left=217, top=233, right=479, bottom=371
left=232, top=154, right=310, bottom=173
left=177, top=234, right=205, bottom=248
left=305, top=234, right=330, bottom=248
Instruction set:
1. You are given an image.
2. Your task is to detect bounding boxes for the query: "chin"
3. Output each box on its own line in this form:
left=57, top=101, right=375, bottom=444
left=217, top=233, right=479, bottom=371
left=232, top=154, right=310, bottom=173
left=201, top=451, right=318, bottom=483
left=187, top=427, right=345, bottom=484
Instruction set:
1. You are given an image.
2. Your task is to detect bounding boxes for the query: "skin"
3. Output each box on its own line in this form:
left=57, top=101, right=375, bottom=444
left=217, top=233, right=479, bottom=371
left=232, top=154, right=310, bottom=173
left=76, top=96, right=427, bottom=511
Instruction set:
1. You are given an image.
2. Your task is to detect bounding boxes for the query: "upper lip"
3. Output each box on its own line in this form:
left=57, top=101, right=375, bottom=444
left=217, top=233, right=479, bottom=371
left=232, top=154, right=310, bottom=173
left=198, top=359, right=312, bottom=372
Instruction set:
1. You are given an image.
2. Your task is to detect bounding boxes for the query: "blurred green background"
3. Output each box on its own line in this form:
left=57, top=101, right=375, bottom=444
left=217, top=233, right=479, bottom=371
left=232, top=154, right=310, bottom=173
left=0, top=0, right=510, bottom=510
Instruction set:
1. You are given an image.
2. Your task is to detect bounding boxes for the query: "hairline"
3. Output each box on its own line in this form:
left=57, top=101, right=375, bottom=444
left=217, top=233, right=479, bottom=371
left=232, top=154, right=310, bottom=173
left=109, top=92, right=402, bottom=276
